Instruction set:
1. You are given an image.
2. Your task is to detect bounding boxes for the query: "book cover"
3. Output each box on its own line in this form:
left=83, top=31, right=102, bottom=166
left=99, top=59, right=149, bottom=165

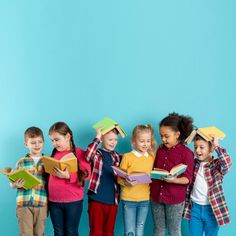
left=150, top=164, right=187, bottom=180
left=92, top=117, right=126, bottom=138
left=112, top=166, right=152, bottom=184
left=185, top=126, right=225, bottom=144
left=42, top=153, right=78, bottom=174
left=0, top=167, right=41, bottom=190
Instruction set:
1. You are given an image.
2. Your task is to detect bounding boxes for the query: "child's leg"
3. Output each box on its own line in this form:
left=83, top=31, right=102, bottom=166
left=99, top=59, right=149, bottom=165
left=122, top=200, right=137, bottom=236
left=16, top=206, right=34, bottom=236
left=48, top=201, right=65, bottom=236
left=64, top=200, right=83, bottom=236
left=135, top=200, right=149, bottom=236
left=165, top=202, right=185, bottom=236
left=88, top=200, right=104, bottom=236
left=103, top=203, right=118, bottom=236
left=151, top=201, right=166, bottom=236
left=33, top=206, right=48, bottom=236
left=203, top=205, right=219, bottom=236
left=189, top=202, right=204, bottom=236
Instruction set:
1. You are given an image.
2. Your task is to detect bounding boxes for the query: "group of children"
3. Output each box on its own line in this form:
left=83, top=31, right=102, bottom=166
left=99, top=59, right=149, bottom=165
left=8, top=112, right=232, bottom=236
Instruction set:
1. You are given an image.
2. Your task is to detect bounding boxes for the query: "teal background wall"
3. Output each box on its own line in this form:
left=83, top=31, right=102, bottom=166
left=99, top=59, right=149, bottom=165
left=0, top=1, right=235, bottom=235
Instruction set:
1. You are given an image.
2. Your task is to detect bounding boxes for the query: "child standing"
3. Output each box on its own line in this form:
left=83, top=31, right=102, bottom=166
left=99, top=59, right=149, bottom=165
left=48, top=122, right=91, bottom=236
left=183, top=134, right=232, bottom=236
left=11, top=127, right=47, bottom=236
left=85, top=128, right=122, bottom=236
left=150, top=112, right=195, bottom=236
left=118, top=124, right=156, bottom=236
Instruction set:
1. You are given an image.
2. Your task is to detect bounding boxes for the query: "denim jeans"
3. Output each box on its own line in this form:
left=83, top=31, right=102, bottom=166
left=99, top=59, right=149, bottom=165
left=49, top=200, right=83, bottom=236
left=122, top=200, right=149, bottom=236
left=151, top=201, right=185, bottom=236
left=189, top=202, right=219, bottom=236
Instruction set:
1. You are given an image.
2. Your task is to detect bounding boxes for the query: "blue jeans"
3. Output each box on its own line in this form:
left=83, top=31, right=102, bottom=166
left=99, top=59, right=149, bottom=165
left=189, top=202, right=219, bottom=236
left=49, top=200, right=83, bottom=236
left=122, top=200, right=149, bottom=236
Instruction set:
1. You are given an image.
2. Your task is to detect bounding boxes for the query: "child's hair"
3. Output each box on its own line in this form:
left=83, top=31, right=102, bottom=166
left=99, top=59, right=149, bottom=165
left=49, top=122, right=87, bottom=183
left=131, top=124, right=157, bottom=153
left=24, top=127, right=44, bottom=141
left=160, top=112, right=194, bottom=143
left=194, top=134, right=212, bottom=149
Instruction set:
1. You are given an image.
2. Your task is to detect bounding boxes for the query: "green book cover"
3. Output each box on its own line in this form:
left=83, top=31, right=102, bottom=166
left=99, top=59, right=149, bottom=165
left=92, top=117, right=126, bottom=138
left=0, top=167, right=41, bottom=190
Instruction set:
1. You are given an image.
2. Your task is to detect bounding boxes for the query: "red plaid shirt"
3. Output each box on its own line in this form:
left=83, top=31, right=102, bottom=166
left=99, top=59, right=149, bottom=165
left=183, top=146, right=232, bottom=226
left=85, top=138, right=121, bottom=205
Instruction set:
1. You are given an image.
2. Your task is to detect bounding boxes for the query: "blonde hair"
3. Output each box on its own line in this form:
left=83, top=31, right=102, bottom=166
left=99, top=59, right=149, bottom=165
left=131, top=124, right=157, bottom=153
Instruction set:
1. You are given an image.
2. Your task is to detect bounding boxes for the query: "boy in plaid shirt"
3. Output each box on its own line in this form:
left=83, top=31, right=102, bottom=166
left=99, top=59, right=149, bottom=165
left=11, top=127, right=47, bottom=236
left=183, top=134, right=232, bottom=236
left=85, top=127, right=123, bottom=236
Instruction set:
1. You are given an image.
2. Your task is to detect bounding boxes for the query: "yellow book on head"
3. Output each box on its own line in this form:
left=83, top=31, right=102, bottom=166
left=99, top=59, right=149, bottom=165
left=0, top=167, right=41, bottom=190
left=42, top=153, right=78, bottom=174
left=92, top=117, right=126, bottom=138
left=185, top=126, right=225, bottom=144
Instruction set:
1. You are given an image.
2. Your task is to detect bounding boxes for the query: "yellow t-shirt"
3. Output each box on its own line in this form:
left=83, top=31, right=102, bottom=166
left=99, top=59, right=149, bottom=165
left=118, top=150, right=154, bottom=201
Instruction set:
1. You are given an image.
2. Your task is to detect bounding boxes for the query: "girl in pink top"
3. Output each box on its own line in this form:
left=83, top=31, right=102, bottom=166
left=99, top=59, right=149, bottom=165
left=48, top=122, right=91, bottom=236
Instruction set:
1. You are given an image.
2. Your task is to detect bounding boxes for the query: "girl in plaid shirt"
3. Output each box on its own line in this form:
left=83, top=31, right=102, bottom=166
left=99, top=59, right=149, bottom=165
left=183, top=134, right=232, bottom=236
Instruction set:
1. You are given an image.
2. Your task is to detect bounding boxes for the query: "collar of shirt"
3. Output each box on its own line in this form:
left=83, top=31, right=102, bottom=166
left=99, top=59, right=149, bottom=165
left=132, top=149, right=148, bottom=157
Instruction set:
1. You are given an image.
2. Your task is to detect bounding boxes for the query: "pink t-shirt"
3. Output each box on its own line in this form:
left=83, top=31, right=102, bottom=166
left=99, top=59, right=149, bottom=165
left=48, top=147, right=91, bottom=202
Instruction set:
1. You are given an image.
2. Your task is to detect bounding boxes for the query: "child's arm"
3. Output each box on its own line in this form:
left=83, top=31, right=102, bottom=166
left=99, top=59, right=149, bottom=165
left=211, top=136, right=232, bottom=175
left=85, top=129, right=102, bottom=162
left=10, top=179, right=25, bottom=189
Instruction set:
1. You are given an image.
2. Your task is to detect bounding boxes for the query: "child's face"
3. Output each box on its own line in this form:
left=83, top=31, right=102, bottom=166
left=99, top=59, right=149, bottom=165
left=49, top=132, right=71, bottom=152
left=194, top=139, right=212, bottom=162
left=101, top=131, right=118, bottom=152
left=132, top=131, right=151, bottom=154
left=24, top=136, right=44, bottom=156
left=159, top=126, right=180, bottom=149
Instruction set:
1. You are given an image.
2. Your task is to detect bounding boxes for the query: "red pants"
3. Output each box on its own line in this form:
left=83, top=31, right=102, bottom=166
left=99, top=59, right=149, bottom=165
left=88, top=200, right=118, bottom=236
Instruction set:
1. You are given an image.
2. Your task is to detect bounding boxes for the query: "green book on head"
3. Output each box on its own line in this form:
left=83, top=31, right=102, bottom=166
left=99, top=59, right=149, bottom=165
left=0, top=167, right=41, bottom=190
left=185, top=126, right=226, bottom=144
left=92, top=117, right=126, bottom=138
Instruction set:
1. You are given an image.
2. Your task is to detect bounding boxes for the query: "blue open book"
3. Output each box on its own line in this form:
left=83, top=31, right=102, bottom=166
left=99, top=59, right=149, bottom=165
left=112, top=166, right=152, bottom=184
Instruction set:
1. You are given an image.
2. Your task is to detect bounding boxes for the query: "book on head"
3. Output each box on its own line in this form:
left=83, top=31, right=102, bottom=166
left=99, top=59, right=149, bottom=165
left=0, top=167, right=41, bottom=190
left=112, top=166, right=152, bottom=184
left=150, top=164, right=187, bottom=180
left=185, top=126, right=225, bottom=144
left=92, top=117, right=126, bottom=138
left=42, top=153, right=78, bottom=174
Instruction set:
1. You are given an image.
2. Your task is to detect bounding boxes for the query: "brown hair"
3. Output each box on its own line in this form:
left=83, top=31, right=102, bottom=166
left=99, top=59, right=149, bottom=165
left=24, top=127, right=44, bottom=141
left=49, top=122, right=87, bottom=184
left=131, top=124, right=157, bottom=153
left=160, top=112, right=194, bottom=143
left=194, top=134, right=212, bottom=149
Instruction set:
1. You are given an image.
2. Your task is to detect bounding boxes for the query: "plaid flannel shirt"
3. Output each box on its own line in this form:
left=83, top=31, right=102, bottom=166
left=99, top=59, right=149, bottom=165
left=85, top=138, right=121, bottom=205
left=16, top=154, right=47, bottom=207
left=183, top=146, right=232, bottom=226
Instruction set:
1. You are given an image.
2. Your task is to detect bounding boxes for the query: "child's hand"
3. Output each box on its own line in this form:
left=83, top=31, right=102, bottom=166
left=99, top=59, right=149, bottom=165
left=52, top=168, right=70, bottom=179
left=124, top=179, right=137, bottom=186
left=12, top=179, right=25, bottom=188
left=162, top=176, right=177, bottom=183
left=96, top=128, right=102, bottom=140
left=210, top=135, right=219, bottom=152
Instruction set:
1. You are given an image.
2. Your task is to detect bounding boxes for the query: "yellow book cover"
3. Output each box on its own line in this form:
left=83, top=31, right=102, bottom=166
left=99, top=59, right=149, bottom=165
left=0, top=167, right=41, bottom=190
left=185, top=126, right=225, bottom=144
left=42, top=153, right=78, bottom=174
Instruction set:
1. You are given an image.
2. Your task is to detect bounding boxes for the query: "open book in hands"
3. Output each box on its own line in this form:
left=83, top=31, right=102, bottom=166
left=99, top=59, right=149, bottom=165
left=42, top=153, right=78, bottom=174
left=0, top=167, right=41, bottom=189
left=150, top=164, right=187, bottom=180
left=112, top=166, right=152, bottom=184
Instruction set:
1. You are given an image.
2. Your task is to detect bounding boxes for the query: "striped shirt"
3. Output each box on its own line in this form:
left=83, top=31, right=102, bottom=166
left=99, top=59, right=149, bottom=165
left=15, top=154, right=47, bottom=207
left=85, top=138, right=121, bottom=205
left=183, top=146, right=232, bottom=226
